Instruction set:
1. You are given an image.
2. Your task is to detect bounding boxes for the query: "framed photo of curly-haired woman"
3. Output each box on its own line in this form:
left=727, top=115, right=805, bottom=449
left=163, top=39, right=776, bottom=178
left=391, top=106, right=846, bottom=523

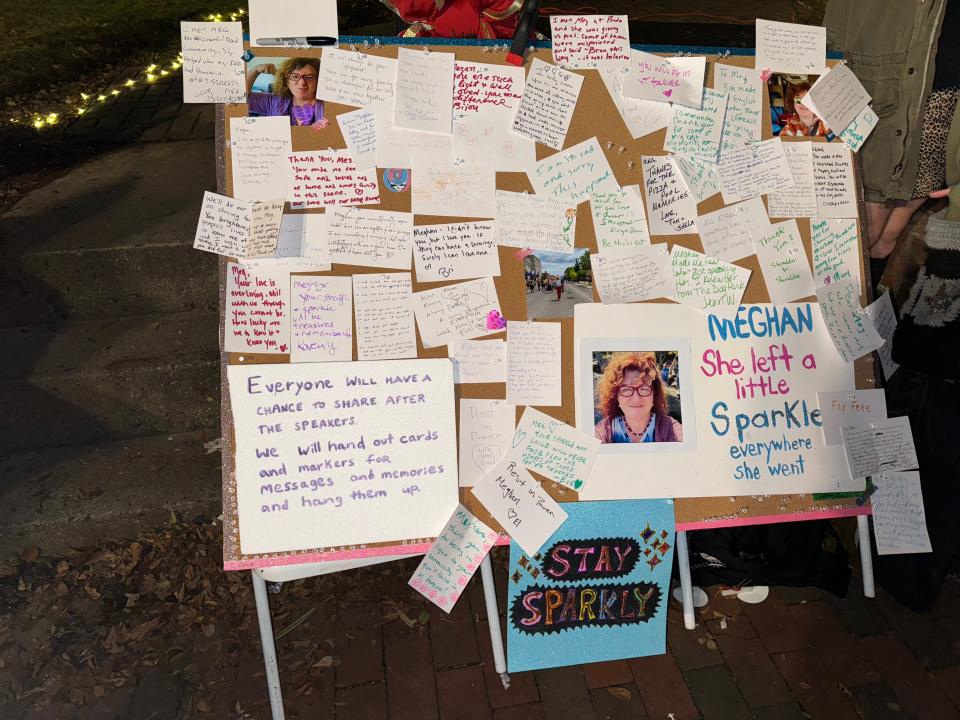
left=577, top=337, right=697, bottom=455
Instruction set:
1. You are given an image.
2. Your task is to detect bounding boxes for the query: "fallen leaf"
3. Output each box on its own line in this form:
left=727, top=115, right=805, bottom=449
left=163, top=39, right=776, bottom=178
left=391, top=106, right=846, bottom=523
left=21, top=546, right=39, bottom=562
left=312, top=655, right=340, bottom=668
left=197, top=699, right=211, bottom=712
left=93, top=685, right=105, bottom=698
left=83, top=585, right=102, bottom=600
left=607, top=686, right=632, bottom=701
left=126, top=617, right=162, bottom=643
left=56, top=561, right=70, bottom=576
left=54, top=582, right=68, bottom=596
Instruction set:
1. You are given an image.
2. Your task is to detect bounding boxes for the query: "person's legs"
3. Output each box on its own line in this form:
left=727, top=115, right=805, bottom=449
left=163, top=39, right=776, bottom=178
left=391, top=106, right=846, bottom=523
left=868, top=198, right=927, bottom=259
left=865, top=200, right=894, bottom=249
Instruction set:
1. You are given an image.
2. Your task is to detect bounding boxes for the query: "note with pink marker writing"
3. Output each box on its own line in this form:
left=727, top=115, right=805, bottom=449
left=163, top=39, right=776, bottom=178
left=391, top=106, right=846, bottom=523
left=622, top=51, right=705, bottom=109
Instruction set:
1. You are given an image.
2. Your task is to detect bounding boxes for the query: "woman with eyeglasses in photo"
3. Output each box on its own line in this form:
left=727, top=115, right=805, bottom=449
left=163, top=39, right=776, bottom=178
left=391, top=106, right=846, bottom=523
left=594, top=352, right=683, bottom=444
left=246, top=57, right=329, bottom=128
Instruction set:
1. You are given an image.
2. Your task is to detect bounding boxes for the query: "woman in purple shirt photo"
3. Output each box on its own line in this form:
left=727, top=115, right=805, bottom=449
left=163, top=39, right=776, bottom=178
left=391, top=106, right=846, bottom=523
left=246, top=57, right=328, bottom=129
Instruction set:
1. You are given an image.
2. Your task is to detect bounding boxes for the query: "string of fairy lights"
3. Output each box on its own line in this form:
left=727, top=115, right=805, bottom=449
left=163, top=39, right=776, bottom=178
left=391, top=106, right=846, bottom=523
left=17, top=8, right=246, bottom=132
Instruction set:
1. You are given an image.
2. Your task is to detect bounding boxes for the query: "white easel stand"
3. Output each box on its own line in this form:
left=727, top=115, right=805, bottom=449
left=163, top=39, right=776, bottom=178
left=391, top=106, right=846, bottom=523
left=251, top=552, right=510, bottom=720
left=675, top=518, right=876, bottom=630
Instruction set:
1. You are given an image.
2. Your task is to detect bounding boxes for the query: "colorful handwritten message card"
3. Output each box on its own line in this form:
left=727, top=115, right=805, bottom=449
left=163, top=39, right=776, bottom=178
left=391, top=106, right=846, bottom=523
left=224, top=262, right=290, bottom=354
left=817, top=389, right=887, bottom=446
left=752, top=219, right=816, bottom=304
left=414, top=222, right=499, bottom=282
left=496, top=191, right=576, bottom=251
left=641, top=155, right=698, bottom=235
left=412, top=161, right=496, bottom=219
left=513, top=408, right=601, bottom=492
left=673, top=155, right=721, bottom=205
left=695, top=196, right=770, bottom=262
left=871, top=472, right=932, bottom=555
left=471, top=454, right=567, bottom=556
left=816, top=279, right=884, bottom=363
left=512, top=58, right=584, bottom=150
left=590, top=186, right=650, bottom=255
left=409, top=504, right=500, bottom=612
left=194, top=192, right=285, bottom=259
left=449, top=339, right=506, bottom=384
left=840, top=105, right=879, bottom=152
left=180, top=22, right=245, bottom=103
left=326, top=207, right=414, bottom=270
left=459, top=399, right=516, bottom=487
left=599, top=62, right=675, bottom=139
left=864, top=292, right=900, bottom=380
left=287, top=151, right=380, bottom=208
left=507, top=321, right=562, bottom=407
left=395, top=47, right=455, bottom=135
left=529, top=137, right=618, bottom=205
left=412, top=277, right=503, bottom=348
left=228, top=359, right=458, bottom=555
left=290, top=275, right=353, bottom=363
left=717, top=138, right=795, bottom=205
left=318, top=48, right=397, bottom=108
left=623, top=51, right=706, bottom=109
left=714, top=64, right=763, bottom=151
left=454, top=61, right=524, bottom=114
left=812, top=218, right=860, bottom=288
left=353, top=272, right=418, bottom=361
left=755, top=18, right=826, bottom=74
left=670, top=245, right=751, bottom=319
left=593, top=246, right=675, bottom=304
left=550, top=15, right=630, bottom=70
left=229, top=116, right=292, bottom=201
left=506, top=500, right=674, bottom=672
left=664, top=88, right=728, bottom=162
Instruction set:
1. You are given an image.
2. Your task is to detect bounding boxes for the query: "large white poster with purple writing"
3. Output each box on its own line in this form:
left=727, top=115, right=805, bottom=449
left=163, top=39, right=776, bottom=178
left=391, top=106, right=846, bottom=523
left=228, top=359, right=459, bottom=556
left=574, top=303, right=858, bottom=498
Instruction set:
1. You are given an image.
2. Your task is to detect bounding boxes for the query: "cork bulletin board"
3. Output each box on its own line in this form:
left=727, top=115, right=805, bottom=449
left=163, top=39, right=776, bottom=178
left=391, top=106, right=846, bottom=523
left=218, top=39, right=873, bottom=570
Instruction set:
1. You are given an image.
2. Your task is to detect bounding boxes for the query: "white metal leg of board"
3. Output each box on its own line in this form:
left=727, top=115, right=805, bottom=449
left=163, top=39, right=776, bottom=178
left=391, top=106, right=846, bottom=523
left=857, top=515, right=876, bottom=598
left=480, top=553, right=511, bottom=689
left=676, top=530, right=697, bottom=630
left=252, top=571, right=286, bottom=720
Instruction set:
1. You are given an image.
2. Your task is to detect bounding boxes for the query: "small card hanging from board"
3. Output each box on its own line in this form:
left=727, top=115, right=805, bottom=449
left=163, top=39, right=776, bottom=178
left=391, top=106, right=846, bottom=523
left=408, top=504, right=500, bottom=612
left=248, top=0, right=338, bottom=48
left=754, top=18, right=826, bottom=74
left=287, top=151, right=380, bottom=208
left=641, top=155, right=698, bottom=235
left=816, top=389, right=887, bottom=446
left=180, top=22, right=245, bottom=103
left=870, top=471, right=932, bottom=556
left=802, top=63, right=871, bottom=136
left=241, top=212, right=331, bottom=272
left=593, top=246, right=675, bottom=304
left=394, top=47, right=455, bottom=135
left=318, top=49, right=397, bottom=109
left=326, top=207, right=414, bottom=269
left=448, top=339, right=506, bottom=384
left=599, top=61, right=676, bottom=139
left=194, top=192, right=285, bottom=259
left=412, top=161, right=496, bottom=219
left=716, top=137, right=795, bottom=205
left=471, top=454, right=568, bottom=556
left=864, top=291, right=900, bottom=381
left=511, top=58, right=584, bottom=150
left=811, top=218, right=860, bottom=288
left=590, top=186, right=651, bottom=255
left=337, top=108, right=376, bottom=171
left=549, top=15, right=630, bottom=71
left=752, top=219, right=816, bottom=304
left=840, top=105, right=879, bottom=152
left=669, top=245, right=751, bottom=320
left=353, top=272, right=418, bottom=361
left=224, top=262, right=291, bottom=354
left=529, top=137, right=619, bottom=205
left=767, top=142, right=817, bottom=219
left=512, top=407, right=601, bottom=492
left=673, top=155, right=721, bottom=205
left=496, top=190, right=577, bottom=252
left=812, top=144, right=858, bottom=219
left=459, top=399, right=516, bottom=487
left=664, top=88, right=728, bottom=163
left=290, top=275, right=353, bottom=363
left=412, top=277, right=503, bottom=348
left=622, top=51, right=706, bottom=109
left=506, top=321, right=562, bottom=407
left=414, top=222, right=499, bottom=282
left=840, top=416, right=919, bottom=480
left=816, top=279, right=885, bottom=363
left=695, top=196, right=770, bottom=263
left=229, top=116, right=292, bottom=202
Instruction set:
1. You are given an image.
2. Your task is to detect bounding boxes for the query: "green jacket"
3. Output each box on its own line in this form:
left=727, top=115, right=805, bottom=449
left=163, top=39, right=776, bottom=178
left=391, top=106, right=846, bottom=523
left=824, top=0, right=947, bottom=203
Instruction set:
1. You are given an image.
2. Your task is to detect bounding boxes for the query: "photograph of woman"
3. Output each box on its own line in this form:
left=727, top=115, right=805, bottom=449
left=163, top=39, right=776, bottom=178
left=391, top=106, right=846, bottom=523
left=246, top=57, right=329, bottom=129
left=593, top=351, right=683, bottom=444
left=771, top=78, right=831, bottom=137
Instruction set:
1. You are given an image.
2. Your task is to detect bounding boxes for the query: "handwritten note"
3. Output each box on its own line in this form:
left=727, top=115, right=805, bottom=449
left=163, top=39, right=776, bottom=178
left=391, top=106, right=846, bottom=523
left=670, top=245, right=750, bottom=319
left=180, top=22, right=244, bottom=103
left=550, top=15, right=630, bottom=70
left=411, top=222, right=501, bottom=285
left=864, top=291, right=900, bottom=380
left=395, top=47, right=455, bottom=134
left=511, top=58, right=583, bottom=150
left=752, top=219, right=816, bottom=303
left=641, top=155, right=698, bottom=235
left=412, top=161, right=496, bottom=218
left=665, top=88, right=728, bottom=162
left=840, top=105, right=878, bottom=152
left=871, top=472, right=932, bottom=555
left=767, top=141, right=817, bottom=218
left=408, top=504, right=500, bottom=611
left=673, top=155, right=721, bottom=204
left=353, top=273, right=417, bottom=360
left=695, top=196, right=769, bottom=262
left=816, top=278, right=884, bottom=362
left=590, top=186, right=651, bottom=254
left=496, top=191, right=576, bottom=251
left=449, top=339, right=506, bottom=384
left=337, top=108, right=376, bottom=170
left=194, top=191, right=284, bottom=259
left=290, top=275, right=352, bottom=363
left=599, top=62, right=675, bottom=139
left=507, top=321, right=562, bottom=407
left=812, top=218, right=860, bottom=287
left=470, top=455, right=568, bottom=556
left=529, top=137, right=618, bottom=205
left=224, top=262, right=290, bottom=354
left=413, top=277, right=502, bottom=348
left=840, top=416, right=918, bottom=479
left=241, top=212, right=332, bottom=272
left=804, top=63, right=871, bottom=134
left=755, top=19, right=826, bottom=74
left=593, top=246, right=675, bottom=304
left=513, top=407, right=601, bottom=491
left=454, top=61, right=525, bottom=114
left=375, top=111, right=454, bottom=169
left=714, top=64, right=763, bottom=152
left=812, top=144, right=857, bottom=218
left=623, top=51, right=706, bottom=109
left=817, top=389, right=887, bottom=446
left=326, top=207, right=413, bottom=270
left=317, top=48, right=397, bottom=108
left=459, top=399, right=515, bottom=487
left=717, top=138, right=795, bottom=205
left=229, top=116, right=292, bottom=201
left=287, top=151, right=380, bottom=208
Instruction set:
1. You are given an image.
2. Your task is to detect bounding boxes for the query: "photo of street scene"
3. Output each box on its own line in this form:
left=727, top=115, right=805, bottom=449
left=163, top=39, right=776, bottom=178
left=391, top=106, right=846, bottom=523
left=523, top=248, right=593, bottom=319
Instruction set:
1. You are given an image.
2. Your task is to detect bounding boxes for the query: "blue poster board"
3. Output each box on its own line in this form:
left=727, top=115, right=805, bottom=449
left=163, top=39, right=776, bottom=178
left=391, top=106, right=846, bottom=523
left=506, top=499, right=675, bottom=672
